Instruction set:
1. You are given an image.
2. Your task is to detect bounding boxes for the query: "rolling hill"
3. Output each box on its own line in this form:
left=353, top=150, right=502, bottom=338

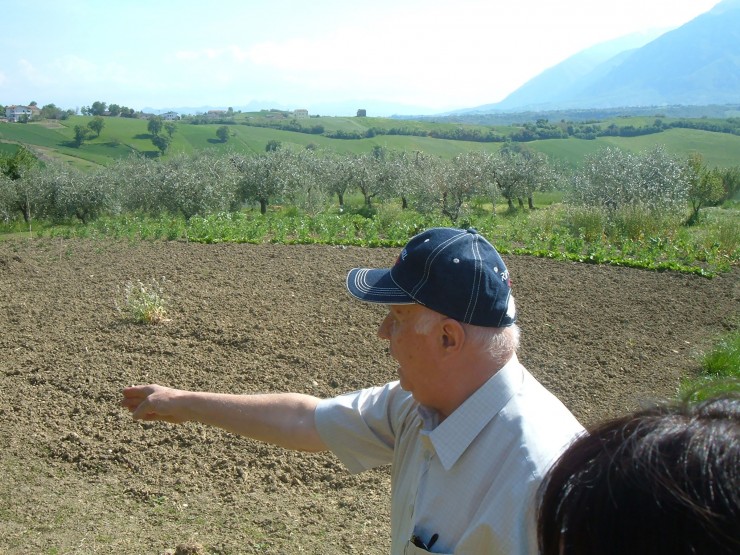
left=2, top=112, right=739, bottom=171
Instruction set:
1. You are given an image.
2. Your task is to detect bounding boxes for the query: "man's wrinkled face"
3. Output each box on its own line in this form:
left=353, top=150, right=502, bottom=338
left=378, top=304, right=442, bottom=403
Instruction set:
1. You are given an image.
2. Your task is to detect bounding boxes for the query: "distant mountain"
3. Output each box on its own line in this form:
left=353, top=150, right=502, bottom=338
left=143, top=99, right=435, bottom=118
left=464, top=30, right=665, bottom=114
left=462, top=0, right=740, bottom=113
left=142, top=100, right=292, bottom=116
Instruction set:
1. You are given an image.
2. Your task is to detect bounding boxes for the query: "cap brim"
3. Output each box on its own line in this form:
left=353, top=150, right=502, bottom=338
left=346, top=268, right=414, bottom=304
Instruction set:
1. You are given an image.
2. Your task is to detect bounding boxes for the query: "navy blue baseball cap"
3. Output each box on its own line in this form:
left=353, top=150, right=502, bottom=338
left=346, top=227, right=516, bottom=327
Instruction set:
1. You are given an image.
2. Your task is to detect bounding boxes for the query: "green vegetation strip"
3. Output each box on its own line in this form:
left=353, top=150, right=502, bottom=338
left=29, top=207, right=738, bottom=277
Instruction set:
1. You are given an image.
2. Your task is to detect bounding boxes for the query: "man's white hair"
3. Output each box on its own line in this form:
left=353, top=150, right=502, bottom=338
left=414, top=296, right=520, bottom=360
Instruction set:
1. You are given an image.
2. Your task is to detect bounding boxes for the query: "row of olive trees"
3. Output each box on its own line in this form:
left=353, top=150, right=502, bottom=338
left=1, top=143, right=732, bottom=228
left=0, top=145, right=558, bottom=225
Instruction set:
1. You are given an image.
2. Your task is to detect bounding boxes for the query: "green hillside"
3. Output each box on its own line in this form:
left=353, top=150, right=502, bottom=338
left=600, top=129, right=740, bottom=169
left=1, top=114, right=738, bottom=170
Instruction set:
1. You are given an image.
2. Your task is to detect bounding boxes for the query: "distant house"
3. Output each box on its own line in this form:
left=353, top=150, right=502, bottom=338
left=5, top=105, right=35, bottom=122
left=356, top=109, right=367, bottom=117
left=161, top=111, right=180, bottom=121
left=293, top=109, right=309, bottom=119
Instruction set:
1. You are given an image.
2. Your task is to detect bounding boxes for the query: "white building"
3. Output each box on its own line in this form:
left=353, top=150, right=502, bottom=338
left=293, top=109, right=309, bottom=119
left=5, top=105, right=35, bottom=122
left=161, top=111, right=180, bottom=120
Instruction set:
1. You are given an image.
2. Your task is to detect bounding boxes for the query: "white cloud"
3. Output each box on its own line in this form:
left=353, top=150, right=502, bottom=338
left=53, top=55, right=97, bottom=80
left=18, top=59, right=53, bottom=86
left=174, top=50, right=200, bottom=62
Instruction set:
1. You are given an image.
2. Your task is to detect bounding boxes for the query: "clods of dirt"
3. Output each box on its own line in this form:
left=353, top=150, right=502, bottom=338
left=0, top=238, right=737, bottom=553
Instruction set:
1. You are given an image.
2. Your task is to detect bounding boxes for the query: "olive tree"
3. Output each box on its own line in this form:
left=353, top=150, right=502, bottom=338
left=0, top=174, right=15, bottom=222
left=347, top=154, right=384, bottom=207
left=0, top=147, right=49, bottom=224
left=399, top=151, right=444, bottom=216
left=491, top=145, right=553, bottom=211
left=685, top=153, right=725, bottom=225
left=319, top=153, right=355, bottom=209
left=569, top=146, right=690, bottom=219
left=232, top=149, right=292, bottom=214
left=371, top=149, right=419, bottom=210
left=45, top=164, right=115, bottom=224
left=281, top=149, right=331, bottom=214
left=438, top=152, right=497, bottom=222
left=110, top=155, right=166, bottom=214
left=157, top=151, right=239, bottom=219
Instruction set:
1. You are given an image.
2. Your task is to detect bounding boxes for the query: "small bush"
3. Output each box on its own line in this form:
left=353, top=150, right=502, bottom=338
left=715, top=217, right=740, bottom=256
left=117, top=278, right=170, bottom=324
left=565, top=206, right=604, bottom=242
left=610, top=205, right=662, bottom=241
left=374, top=203, right=404, bottom=233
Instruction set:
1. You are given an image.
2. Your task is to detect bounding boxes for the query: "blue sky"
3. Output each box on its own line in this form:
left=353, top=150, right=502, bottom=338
left=0, top=0, right=723, bottom=115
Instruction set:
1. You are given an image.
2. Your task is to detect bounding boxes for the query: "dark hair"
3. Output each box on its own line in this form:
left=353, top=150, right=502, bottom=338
left=537, top=395, right=740, bottom=555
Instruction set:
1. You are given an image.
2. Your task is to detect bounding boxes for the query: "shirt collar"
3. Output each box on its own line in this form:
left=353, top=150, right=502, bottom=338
left=419, top=355, right=525, bottom=471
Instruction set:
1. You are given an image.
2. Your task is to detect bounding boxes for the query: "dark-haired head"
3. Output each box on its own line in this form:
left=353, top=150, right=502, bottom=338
left=538, top=394, right=740, bottom=555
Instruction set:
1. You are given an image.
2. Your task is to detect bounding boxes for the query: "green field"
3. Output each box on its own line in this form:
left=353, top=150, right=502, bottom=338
left=1, top=113, right=738, bottom=170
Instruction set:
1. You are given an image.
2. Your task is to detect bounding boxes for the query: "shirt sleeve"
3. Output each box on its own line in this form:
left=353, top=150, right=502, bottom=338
left=315, top=381, right=414, bottom=474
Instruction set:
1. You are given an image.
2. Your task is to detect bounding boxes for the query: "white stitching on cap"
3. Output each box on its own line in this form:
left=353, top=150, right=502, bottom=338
left=463, top=234, right=482, bottom=323
left=354, top=269, right=408, bottom=297
left=410, top=231, right=466, bottom=297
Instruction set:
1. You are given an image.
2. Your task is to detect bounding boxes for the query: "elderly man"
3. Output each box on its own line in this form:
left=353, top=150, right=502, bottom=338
left=122, top=227, right=583, bottom=554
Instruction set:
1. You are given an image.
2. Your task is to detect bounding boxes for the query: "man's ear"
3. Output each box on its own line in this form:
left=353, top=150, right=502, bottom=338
left=440, top=318, right=465, bottom=352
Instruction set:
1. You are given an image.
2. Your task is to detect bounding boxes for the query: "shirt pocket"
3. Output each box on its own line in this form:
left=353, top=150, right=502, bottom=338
left=404, top=539, right=452, bottom=554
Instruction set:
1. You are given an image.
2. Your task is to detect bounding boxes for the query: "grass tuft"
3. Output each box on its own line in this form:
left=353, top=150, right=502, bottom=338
left=679, top=329, right=740, bottom=401
left=116, top=278, right=170, bottom=324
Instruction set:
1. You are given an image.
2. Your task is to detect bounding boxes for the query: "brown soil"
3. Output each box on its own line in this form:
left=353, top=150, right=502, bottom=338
left=0, top=238, right=738, bottom=554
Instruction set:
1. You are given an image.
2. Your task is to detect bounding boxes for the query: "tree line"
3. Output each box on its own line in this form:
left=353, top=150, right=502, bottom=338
left=237, top=116, right=740, bottom=143
left=1, top=143, right=737, bottom=230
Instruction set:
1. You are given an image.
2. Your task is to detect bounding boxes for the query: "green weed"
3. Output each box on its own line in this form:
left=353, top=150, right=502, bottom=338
left=116, top=278, right=170, bottom=324
left=565, top=206, right=605, bottom=242
left=702, top=331, right=740, bottom=379
left=680, top=329, right=740, bottom=401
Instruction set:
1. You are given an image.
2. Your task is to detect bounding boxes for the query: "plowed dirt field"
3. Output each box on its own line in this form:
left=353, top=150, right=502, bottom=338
left=1, top=238, right=737, bottom=554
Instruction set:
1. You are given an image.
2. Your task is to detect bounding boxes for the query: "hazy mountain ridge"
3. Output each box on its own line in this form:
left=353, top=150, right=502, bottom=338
left=459, top=0, right=740, bottom=114
left=143, top=99, right=435, bottom=119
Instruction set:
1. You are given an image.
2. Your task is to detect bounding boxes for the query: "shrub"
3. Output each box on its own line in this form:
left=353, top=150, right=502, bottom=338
left=715, top=218, right=740, bottom=256
left=565, top=206, right=605, bottom=242
left=610, top=205, right=665, bottom=241
left=116, top=278, right=170, bottom=324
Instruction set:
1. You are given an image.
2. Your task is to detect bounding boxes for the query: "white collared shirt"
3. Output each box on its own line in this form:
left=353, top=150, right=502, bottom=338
left=315, top=356, right=585, bottom=554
